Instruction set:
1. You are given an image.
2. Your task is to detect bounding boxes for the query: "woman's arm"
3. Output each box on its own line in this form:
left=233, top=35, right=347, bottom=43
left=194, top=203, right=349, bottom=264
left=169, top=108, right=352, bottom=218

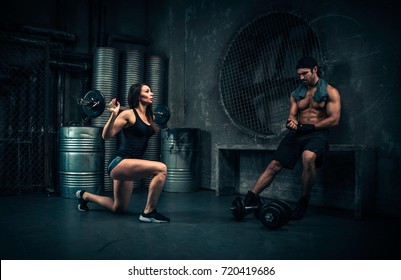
left=102, top=98, right=129, bottom=140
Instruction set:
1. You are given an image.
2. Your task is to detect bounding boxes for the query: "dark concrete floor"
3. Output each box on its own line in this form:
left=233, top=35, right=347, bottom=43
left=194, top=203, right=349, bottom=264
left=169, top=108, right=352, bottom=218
left=0, top=188, right=400, bottom=260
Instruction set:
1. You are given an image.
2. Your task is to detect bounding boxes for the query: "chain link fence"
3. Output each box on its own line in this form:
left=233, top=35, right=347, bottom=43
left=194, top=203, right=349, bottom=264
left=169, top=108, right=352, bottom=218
left=0, top=33, right=50, bottom=194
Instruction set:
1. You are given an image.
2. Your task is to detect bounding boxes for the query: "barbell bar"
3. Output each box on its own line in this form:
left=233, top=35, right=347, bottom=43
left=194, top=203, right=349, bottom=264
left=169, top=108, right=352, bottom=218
left=77, top=90, right=170, bottom=125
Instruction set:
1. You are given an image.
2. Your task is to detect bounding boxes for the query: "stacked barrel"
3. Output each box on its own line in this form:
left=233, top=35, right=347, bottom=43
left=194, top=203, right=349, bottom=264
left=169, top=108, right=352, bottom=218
left=91, top=47, right=119, bottom=192
left=141, top=55, right=166, bottom=188
left=119, top=49, right=145, bottom=106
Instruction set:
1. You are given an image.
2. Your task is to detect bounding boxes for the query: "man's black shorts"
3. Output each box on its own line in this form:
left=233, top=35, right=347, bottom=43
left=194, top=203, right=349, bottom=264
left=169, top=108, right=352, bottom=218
left=272, top=130, right=329, bottom=169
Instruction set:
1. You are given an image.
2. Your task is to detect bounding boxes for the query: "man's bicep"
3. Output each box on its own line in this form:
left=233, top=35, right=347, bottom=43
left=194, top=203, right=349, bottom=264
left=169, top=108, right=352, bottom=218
left=327, top=88, right=341, bottom=119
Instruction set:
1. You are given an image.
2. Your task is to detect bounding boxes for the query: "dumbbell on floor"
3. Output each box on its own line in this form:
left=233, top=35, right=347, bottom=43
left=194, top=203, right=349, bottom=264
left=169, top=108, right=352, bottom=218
left=259, top=199, right=293, bottom=230
left=230, top=196, right=261, bottom=221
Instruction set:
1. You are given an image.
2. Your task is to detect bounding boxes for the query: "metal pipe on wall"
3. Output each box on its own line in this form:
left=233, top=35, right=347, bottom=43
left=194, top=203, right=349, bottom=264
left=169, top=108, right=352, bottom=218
left=106, top=33, right=151, bottom=47
left=50, top=50, right=92, bottom=62
left=0, top=33, right=57, bottom=48
left=20, top=25, right=77, bottom=43
left=49, top=61, right=92, bottom=72
left=1, top=23, right=77, bottom=43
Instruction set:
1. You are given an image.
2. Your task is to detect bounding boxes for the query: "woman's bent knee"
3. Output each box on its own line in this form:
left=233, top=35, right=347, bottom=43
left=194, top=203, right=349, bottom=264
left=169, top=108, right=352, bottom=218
left=112, top=204, right=127, bottom=214
left=157, top=162, right=167, bottom=175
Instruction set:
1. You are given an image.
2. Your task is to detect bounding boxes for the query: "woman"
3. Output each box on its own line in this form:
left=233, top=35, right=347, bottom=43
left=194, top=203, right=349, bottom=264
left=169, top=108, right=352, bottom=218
left=75, top=83, right=170, bottom=223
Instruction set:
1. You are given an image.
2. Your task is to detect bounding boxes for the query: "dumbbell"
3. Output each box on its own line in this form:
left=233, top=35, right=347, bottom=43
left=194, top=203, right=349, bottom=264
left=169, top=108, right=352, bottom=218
left=230, top=196, right=261, bottom=221
left=77, top=89, right=171, bottom=125
left=259, top=199, right=293, bottom=230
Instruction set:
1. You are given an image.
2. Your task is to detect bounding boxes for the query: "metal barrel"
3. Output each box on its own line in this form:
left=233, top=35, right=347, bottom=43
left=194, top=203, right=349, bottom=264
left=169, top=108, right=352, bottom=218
left=91, top=47, right=119, bottom=192
left=141, top=55, right=166, bottom=188
left=161, top=128, right=200, bottom=192
left=59, top=127, right=104, bottom=198
left=119, top=49, right=144, bottom=106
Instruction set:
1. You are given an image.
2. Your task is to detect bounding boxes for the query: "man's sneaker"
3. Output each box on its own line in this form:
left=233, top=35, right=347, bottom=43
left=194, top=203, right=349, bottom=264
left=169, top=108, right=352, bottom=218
left=243, top=191, right=262, bottom=218
left=291, top=196, right=310, bottom=220
left=139, top=209, right=170, bottom=223
left=244, top=191, right=257, bottom=207
left=76, top=190, right=89, bottom=212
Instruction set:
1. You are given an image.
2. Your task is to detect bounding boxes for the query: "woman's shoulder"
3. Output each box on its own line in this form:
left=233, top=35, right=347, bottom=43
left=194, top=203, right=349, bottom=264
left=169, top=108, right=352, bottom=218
left=118, top=108, right=136, bottom=123
left=118, top=108, right=133, bottom=116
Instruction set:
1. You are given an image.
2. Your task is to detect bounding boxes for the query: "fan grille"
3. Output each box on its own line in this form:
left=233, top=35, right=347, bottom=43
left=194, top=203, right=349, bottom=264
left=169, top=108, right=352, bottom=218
left=220, top=12, right=322, bottom=137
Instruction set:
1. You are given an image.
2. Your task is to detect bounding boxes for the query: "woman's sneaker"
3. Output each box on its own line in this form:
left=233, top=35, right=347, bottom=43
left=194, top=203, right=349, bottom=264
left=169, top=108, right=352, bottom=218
left=76, top=190, right=89, bottom=212
left=139, top=209, right=170, bottom=223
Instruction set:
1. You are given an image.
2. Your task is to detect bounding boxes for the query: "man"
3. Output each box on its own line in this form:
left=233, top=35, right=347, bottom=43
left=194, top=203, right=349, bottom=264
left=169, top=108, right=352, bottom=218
left=244, top=56, right=341, bottom=220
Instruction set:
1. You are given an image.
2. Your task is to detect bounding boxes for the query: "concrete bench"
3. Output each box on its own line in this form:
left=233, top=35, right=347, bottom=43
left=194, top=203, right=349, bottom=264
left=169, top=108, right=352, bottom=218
left=215, top=144, right=376, bottom=219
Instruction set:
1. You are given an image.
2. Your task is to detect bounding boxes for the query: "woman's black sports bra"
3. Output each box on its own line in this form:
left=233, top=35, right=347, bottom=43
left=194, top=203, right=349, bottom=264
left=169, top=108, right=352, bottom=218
left=114, top=108, right=154, bottom=159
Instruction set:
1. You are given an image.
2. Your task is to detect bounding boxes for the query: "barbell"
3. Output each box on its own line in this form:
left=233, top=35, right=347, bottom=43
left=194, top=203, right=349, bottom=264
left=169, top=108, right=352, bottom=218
left=77, top=89, right=171, bottom=125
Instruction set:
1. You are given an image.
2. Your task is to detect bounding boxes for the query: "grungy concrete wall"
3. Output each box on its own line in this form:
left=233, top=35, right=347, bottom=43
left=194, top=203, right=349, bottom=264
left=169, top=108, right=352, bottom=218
left=148, top=0, right=401, bottom=217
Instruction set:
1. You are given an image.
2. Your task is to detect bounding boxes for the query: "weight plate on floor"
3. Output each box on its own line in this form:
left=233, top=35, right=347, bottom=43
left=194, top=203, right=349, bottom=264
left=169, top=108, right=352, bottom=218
left=260, top=203, right=283, bottom=230
left=231, top=196, right=246, bottom=221
left=274, top=200, right=293, bottom=224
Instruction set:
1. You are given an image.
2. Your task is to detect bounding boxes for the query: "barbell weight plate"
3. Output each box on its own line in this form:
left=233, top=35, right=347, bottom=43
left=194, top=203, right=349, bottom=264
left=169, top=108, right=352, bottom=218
left=260, top=204, right=283, bottom=230
left=274, top=200, right=293, bottom=224
left=82, top=90, right=106, bottom=118
left=153, top=105, right=170, bottom=125
left=269, top=201, right=288, bottom=225
left=231, top=196, right=246, bottom=221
